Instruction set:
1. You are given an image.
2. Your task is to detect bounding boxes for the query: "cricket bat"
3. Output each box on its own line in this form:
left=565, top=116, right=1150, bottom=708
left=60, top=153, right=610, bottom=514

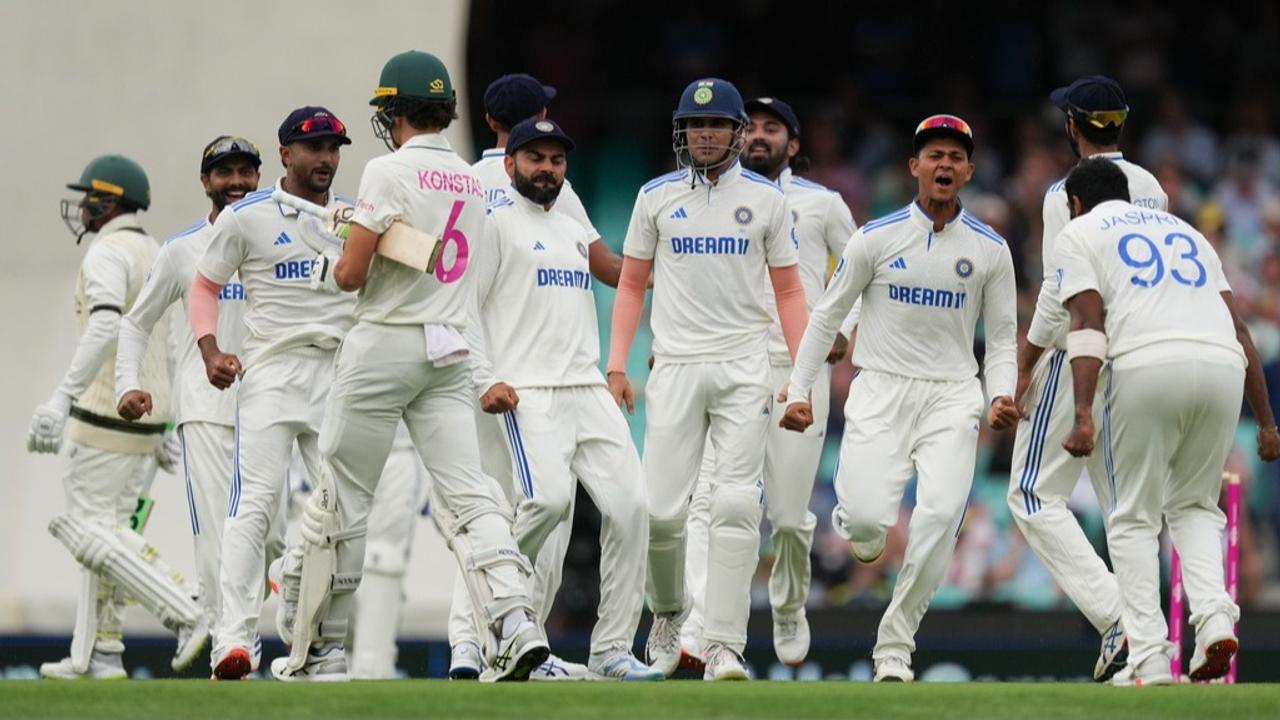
left=271, top=188, right=444, bottom=272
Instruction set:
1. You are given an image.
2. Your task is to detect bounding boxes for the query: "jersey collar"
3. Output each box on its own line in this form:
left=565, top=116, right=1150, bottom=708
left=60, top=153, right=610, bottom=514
left=508, top=183, right=558, bottom=214
left=95, top=213, right=143, bottom=237
left=481, top=147, right=506, bottom=159
left=401, top=132, right=455, bottom=153
left=909, top=198, right=964, bottom=235
left=1088, top=150, right=1124, bottom=161
left=688, top=157, right=743, bottom=189
left=777, top=166, right=793, bottom=187
left=272, top=177, right=336, bottom=217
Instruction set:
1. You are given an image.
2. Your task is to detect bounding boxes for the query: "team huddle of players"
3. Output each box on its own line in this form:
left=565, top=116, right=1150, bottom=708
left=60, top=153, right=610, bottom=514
left=28, top=48, right=1279, bottom=686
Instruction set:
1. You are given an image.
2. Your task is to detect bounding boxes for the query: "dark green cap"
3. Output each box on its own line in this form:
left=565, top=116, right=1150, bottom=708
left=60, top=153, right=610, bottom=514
left=66, top=154, right=150, bottom=210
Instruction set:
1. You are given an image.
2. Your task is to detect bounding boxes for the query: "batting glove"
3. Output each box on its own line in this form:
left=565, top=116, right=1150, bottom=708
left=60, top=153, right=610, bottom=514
left=310, top=253, right=342, bottom=294
left=28, top=390, right=73, bottom=454
left=300, top=490, right=333, bottom=547
left=155, top=428, right=181, bottom=473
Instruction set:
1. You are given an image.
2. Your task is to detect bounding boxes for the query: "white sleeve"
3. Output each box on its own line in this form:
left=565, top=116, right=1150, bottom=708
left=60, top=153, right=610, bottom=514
left=56, top=242, right=129, bottom=401
left=621, top=189, right=658, bottom=260
left=1056, top=228, right=1101, bottom=306
left=764, top=194, right=799, bottom=267
left=116, top=245, right=183, bottom=399
left=838, top=298, right=861, bottom=337
left=789, top=231, right=874, bottom=402
left=464, top=215, right=503, bottom=399
left=556, top=180, right=600, bottom=241
left=350, top=160, right=402, bottom=235
left=823, top=193, right=857, bottom=258
left=197, top=210, right=246, bottom=284
left=1026, top=193, right=1073, bottom=348
left=981, top=246, right=1019, bottom=401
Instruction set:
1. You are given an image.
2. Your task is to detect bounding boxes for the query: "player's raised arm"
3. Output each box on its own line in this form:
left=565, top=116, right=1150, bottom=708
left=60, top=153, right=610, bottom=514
left=983, top=244, right=1020, bottom=430
left=189, top=210, right=245, bottom=389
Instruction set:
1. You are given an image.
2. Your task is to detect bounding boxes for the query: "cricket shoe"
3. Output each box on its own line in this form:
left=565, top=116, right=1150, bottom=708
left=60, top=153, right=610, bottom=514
left=449, top=641, right=483, bottom=680
left=1111, top=651, right=1173, bottom=687
left=529, top=653, right=590, bottom=681
left=873, top=656, right=914, bottom=682
left=773, top=608, right=810, bottom=666
left=589, top=650, right=665, bottom=681
left=171, top=613, right=210, bottom=673
left=645, top=608, right=687, bottom=677
left=702, top=643, right=749, bottom=681
left=39, top=651, right=127, bottom=680
left=1093, top=618, right=1128, bottom=682
left=1189, top=613, right=1238, bottom=682
left=851, top=533, right=886, bottom=563
left=213, top=646, right=253, bottom=681
left=271, top=643, right=349, bottom=682
left=480, top=620, right=549, bottom=682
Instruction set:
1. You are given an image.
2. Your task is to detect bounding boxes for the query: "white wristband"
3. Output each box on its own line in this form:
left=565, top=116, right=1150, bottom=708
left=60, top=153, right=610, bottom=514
left=1066, top=329, right=1107, bottom=361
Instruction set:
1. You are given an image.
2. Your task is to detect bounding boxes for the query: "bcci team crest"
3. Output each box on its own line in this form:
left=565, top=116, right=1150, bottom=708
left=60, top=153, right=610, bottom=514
left=734, top=206, right=754, bottom=225
left=955, top=257, right=974, bottom=278
left=535, top=121, right=554, bottom=132
left=693, top=87, right=714, bottom=105
left=576, top=241, right=589, bottom=258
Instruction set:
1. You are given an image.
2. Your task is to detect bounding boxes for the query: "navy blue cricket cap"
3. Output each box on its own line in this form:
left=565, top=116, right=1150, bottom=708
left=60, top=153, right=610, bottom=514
left=277, top=106, right=352, bottom=146
left=1050, top=76, right=1128, bottom=114
left=745, top=97, right=800, bottom=137
left=484, top=74, right=557, bottom=128
left=506, top=118, right=575, bottom=156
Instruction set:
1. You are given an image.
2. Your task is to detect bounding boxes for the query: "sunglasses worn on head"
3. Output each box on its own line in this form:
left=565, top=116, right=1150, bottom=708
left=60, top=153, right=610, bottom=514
left=204, top=136, right=259, bottom=159
left=1068, top=102, right=1128, bottom=128
left=296, top=116, right=346, bottom=136
left=916, top=114, right=973, bottom=139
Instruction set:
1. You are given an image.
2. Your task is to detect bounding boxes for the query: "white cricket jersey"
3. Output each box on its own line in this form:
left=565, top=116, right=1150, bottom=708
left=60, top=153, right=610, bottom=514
left=349, top=133, right=483, bottom=327
left=1055, top=199, right=1243, bottom=364
left=473, top=149, right=600, bottom=241
left=118, top=216, right=248, bottom=426
left=764, top=167, right=858, bottom=363
left=789, top=201, right=1018, bottom=403
left=1028, top=152, right=1167, bottom=349
left=622, top=161, right=799, bottom=362
left=466, top=188, right=602, bottom=393
left=197, top=178, right=355, bottom=364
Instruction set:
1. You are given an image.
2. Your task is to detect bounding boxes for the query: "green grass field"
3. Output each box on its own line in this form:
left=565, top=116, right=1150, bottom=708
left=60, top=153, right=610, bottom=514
left=3, top=681, right=1279, bottom=720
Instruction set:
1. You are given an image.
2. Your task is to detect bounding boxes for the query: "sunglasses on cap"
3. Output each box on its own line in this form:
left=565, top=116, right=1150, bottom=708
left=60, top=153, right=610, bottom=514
left=204, top=136, right=260, bottom=159
left=295, top=115, right=347, bottom=136
left=915, top=114, right=973, bottom=138
left=1066, top=102, right=1128, bottom=129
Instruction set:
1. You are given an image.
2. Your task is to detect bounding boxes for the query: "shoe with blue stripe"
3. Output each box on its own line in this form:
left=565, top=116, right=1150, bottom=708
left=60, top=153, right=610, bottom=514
left=588, top=652, right=665, bottom=681
left=529, top=653, right=589, bottom=681
left=1094, top=618, right=1128, bottom=682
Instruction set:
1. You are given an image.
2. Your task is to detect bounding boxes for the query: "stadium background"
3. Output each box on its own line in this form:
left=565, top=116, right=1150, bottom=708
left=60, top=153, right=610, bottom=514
left=3, top=0, right=1280, bottom=681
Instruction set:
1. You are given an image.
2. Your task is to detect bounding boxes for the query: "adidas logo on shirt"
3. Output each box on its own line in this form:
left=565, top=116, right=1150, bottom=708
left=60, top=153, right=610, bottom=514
left=533, top=240, right=546, bottom=251
left=274, top=232, right=292, bottom=246
left=889, top=256, right=906, bottom=270
left=669, top=207, right=688, bottom=219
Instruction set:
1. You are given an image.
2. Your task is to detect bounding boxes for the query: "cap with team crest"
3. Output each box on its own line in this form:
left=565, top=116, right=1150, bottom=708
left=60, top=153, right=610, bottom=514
left=506, top=117, right=575, bottom=155
left=745, top=97, right=800, bottom=137
left=1050, top=75, right=1129, bottom=128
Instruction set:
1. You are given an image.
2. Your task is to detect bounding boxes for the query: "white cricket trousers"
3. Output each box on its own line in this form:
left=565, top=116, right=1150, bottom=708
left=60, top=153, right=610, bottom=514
left=1104, top=343, right=1244, bottom=668
left=61, top=442, right=157, bottom=654
left=832, top=369, right=983, bottom=663
left=214, top=346, right=331, bottom=660
left=447, top=408, right=568, bottom=651
left=684, top=361, right=829, bottom=646
left=645, top=354, right=770, bottom=652
left=1007, top=349, right=1120, bottom=634
left=318, top=322, right=529, bottom=643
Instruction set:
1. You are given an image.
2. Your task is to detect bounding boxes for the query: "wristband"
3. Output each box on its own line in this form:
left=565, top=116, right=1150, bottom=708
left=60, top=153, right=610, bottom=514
left=1066, top=329, right=1107, bottom=361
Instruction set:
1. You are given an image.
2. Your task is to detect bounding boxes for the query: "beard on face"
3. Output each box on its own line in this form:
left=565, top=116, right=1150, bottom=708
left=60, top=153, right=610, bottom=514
left=513, top=167, right=563, bottom=205
left=742, top=139, right=786, bottom=176
left=207, top=184, right=254, bottom=210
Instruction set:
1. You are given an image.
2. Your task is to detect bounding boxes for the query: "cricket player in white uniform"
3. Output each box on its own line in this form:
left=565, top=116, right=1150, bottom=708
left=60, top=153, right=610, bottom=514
left=281, top=51, right=547, bottom=683
left=781, top=115, right=1019, bottom=682
left=448, top=72, right=622, bottom=680
left=188, top=107, right=357, bottom=680
left=1055, top=157, right=1280, bottom=685
left=682, top=97, right=858, bottom=668
left=608, top=78, right=810, bottom=681
left=464, top=117, right=661, bottom=680
left=115, top=137, right=260, bottom=670
left=1008, top=77, right=1168, bottom=681
left=31, top=155, right=206, bottom=679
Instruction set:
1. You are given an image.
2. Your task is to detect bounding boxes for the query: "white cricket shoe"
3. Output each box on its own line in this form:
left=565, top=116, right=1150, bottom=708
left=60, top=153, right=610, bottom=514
left=1094, top=618, right=1128, bottom=682
left=702, top=643, right=749, bottom=681
left=589, top=651, right=665, bottom=681
left=171, top=613, right=209, bottom=673
left=449, top=641, right=483, bottom=680
left=250, top=634, right=263, bottom=673
left=851, top=533, right=886, bottom=563
left=529, top=653, right=590, bottom=681
left=645, top=609, right=686, bottom=677
left=1111, top=650, right=1173, bottom=687
left=480, top=619, right=549, bottom=683
left=270, top=643, right=349, bottom=682
left=873, top=655, right=914, bottom=682
left=773, top=609, right=810, bottom=666
left=1189, top=613, right=1238, bottom=682
left=40, top=651, right=127, bottom=680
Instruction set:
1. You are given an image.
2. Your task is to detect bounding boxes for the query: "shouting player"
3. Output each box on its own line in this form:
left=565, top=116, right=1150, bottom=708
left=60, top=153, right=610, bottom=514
left=608, top=78, right=809, bottom=680
left=780, top=115, right=1018, bottom=682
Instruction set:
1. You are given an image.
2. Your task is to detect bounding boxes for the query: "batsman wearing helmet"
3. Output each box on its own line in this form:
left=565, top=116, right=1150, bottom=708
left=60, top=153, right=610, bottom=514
left=32, top=155, right=207, bottom=679
left=280, top=50, right=548, bottom=682
left=607, top=78, right=809, bottom=680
